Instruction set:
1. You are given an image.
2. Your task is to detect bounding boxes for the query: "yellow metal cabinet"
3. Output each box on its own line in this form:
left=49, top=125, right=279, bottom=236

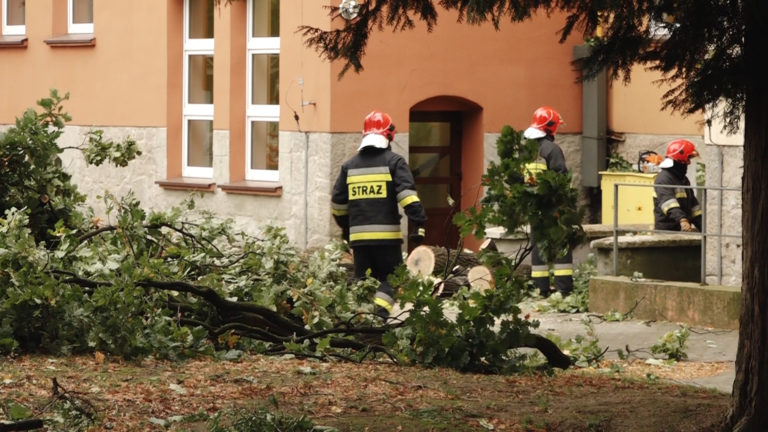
left=600, top=171, right=657, bottom=225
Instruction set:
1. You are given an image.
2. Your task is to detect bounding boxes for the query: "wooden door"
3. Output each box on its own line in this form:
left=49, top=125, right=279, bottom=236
left=408, top=112, right=462, bottom=250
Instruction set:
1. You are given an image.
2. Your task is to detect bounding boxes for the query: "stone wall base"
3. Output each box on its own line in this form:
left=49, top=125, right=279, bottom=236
left=589, top=275, right=740, bottom=329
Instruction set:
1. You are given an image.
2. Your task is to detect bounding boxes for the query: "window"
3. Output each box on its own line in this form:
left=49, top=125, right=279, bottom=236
left=68, top=0, right=93, bottom=34
left=2, top=0, right=25, bottom=36
left=183, top=0, right=214, bottom=178
left=246, top=0, right=279, bottom=181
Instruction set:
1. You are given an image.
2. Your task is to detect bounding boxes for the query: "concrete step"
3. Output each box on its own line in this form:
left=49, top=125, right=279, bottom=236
left=589, top=275, right=740, bottom=329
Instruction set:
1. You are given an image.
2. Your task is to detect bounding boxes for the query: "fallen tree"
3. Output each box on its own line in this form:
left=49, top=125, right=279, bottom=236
left=0, top=190, right=573, bottom=372
left=0, top=95, right=576, bottom=373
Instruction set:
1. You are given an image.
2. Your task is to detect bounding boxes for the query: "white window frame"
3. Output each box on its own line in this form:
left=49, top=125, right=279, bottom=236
left=68, top=0, right=94, bottom=34
left=245, top=0, right=280, bottom=182
left=2, top=0, right=25, bottom=36
left=181, top=116, right=214, bottom=178
left=183, top=0, right=214, bottom=178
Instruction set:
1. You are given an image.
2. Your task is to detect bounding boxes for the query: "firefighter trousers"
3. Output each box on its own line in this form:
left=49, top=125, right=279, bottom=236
left=530, top=242, right=573, bottom=297
left=352, top=244, right=402, bottom=315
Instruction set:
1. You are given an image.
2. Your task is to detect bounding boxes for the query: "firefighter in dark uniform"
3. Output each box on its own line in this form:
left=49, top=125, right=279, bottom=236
left=522, top=106, right=574, bottom=297
left=331, top=110, right=427, bottom=318
left=653, top=139, right=702, bottom=232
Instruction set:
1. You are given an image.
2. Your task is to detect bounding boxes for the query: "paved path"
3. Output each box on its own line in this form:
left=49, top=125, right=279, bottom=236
left=526, top=304, right=737, bottom=393
left=394, top=299, right=739, bottom=393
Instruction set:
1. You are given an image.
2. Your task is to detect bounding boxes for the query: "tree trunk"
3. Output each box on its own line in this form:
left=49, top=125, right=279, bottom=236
left=723, top=3, right=768, bottom=429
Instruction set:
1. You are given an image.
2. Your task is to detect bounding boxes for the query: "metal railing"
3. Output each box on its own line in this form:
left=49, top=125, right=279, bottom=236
left=610, top=181, right=742, bottom=284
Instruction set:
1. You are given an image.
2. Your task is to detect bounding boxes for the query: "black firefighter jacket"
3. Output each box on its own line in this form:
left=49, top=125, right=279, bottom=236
left=331, top=147, right=427, bottom=247
left=524, top=135, right=568, bottom=181
left=653, top=164, right=702, bottom=231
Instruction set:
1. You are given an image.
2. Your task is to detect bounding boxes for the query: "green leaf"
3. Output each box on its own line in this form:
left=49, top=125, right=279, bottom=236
left=7, top=401, right=33, bottom=420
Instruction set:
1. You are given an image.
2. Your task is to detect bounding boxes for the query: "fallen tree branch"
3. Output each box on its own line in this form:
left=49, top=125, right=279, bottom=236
left=137, top=279, right=309, bottom=337
left=520, top=333, right=573, bottom=369
left=0, top=420, right=44, bottom=432
left=47, top=267, right=571, bottom=370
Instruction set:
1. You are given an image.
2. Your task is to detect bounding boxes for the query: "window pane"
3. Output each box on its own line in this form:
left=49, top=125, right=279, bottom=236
left=415, top=184, right=450, bottom=209
left=251, top=54, right=279, bottom=105
left=188, top=0, right=213, bottom=39
left=252, top=0, right=279, bottom=37
left=410, top=122, right=451, bottom=147
left=72, top=0, right=93, bottom=24
left=188, top=55, right=214, bottom=104
left=250, top=121, right=279, bottom=171
left=7, top=0, right=24, bottom=26
left=410, top=153, right=450, bottom=178
left=187, top=120, right=213, bottom=168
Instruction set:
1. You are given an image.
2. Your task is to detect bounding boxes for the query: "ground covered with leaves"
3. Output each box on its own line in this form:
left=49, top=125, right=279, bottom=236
left=0, top=96, right=732, bottom=431
left=1, top=353, right=730, bottom=431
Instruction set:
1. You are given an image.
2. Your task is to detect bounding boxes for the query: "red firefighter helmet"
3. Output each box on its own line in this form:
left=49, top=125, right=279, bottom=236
left=523, top=106, right=564, bottom=139
left=664, top=139, right=699, bottom=164
left=363, top=110, right=396, bottom=141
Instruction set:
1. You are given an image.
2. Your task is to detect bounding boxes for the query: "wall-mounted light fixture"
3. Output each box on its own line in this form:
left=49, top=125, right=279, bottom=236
left=339, top=0, right=360, bottom=20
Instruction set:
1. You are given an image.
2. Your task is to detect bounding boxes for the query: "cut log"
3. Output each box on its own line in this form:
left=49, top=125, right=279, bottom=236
left=405, top=245, right=436, bottom=277
left=406, top=245, right=481, bottom=278
left=467, top=265, right=494, bottom=293
left=407, top=247, right=494, bottom=297
left=479, top=238, right=498, bottom=252
left=434, top=275, right=469, bottom=298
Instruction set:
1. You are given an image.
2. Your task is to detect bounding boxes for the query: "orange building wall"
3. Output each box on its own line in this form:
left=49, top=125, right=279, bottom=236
left=165, top=0, right=183, bottom=179
left=319, top=9, right=585, bottom=135
left=280, top=5, right=701, bottom=137
left=279, top=7, right=587, bottom=134
left=2, top=3, right=701, bottom=137
left=0, top=1, right=168, bottom=127
left=279, top=1, right=333, bottom=132
left=608, top=64, right=702, bottom=135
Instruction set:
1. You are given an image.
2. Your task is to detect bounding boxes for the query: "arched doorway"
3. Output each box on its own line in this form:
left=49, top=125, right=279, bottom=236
left=408, top=97, right=483, bottom=251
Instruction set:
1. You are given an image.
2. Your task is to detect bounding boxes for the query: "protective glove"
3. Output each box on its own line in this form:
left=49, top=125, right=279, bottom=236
left=409, top=227, right=425, bottom=245
left=679, top=218, right=694, bottom=232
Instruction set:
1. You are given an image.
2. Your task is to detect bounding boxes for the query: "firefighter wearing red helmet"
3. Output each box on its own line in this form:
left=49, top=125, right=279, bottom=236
left=523, top=106, right=573, bottom=298
left=653, top=139, right=702, bottom=232
left=331, top=110, right=427, bottom=318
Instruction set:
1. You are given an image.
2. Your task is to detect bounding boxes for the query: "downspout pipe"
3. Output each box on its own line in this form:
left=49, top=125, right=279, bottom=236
left=573, top=44, right=607, bottom=188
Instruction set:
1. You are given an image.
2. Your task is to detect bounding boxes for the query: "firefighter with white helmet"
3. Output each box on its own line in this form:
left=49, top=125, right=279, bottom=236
left=331, top=110, right=427, bottom=318
left=523, top=106, right=574, bottom=297
left=653, top=139, right=702, bottom=232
